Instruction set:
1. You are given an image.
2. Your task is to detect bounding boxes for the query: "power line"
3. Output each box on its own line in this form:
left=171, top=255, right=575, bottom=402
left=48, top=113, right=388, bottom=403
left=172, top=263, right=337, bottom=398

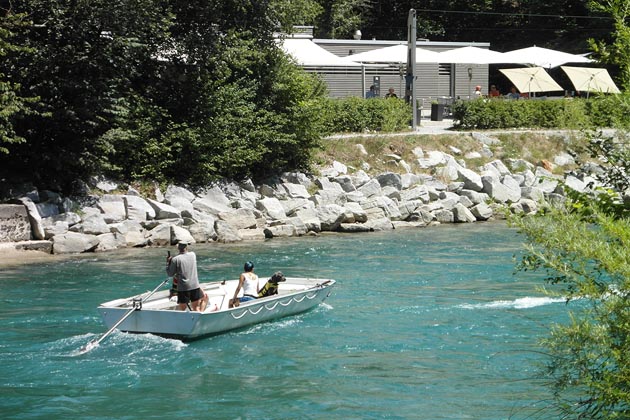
left=416, top=8, right=613, bottom=20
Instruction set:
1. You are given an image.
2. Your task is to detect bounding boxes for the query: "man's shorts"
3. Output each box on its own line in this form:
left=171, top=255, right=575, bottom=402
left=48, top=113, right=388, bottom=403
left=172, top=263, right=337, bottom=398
left=177, top=288, right=203, bottom=304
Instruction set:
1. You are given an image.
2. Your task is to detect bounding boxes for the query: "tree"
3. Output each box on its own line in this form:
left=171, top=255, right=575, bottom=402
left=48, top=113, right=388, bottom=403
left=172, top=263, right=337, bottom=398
left=511, top=132, right=630, bottom=418
left=308, top=0, right=601, bottom=53
left=1, top=0, right=174, bottom=189
left=588, top=0, right=630, bottom=90
left=270, top=0, right=323, bottom=34
left=1, top=0, right=327, bottom=192
left=0, top=9, right=37, bottom=155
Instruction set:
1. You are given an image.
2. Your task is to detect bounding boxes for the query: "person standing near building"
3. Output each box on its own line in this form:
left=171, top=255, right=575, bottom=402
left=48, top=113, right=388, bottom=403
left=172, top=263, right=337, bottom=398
left=365, top=85, right=377, bottom=98
left=166, top=242, right=208, bottom=312
left=385, top=87, right=398, bottom=98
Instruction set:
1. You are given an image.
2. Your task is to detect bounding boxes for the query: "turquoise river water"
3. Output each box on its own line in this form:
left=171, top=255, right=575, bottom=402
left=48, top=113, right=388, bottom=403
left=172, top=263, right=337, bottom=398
left=1, top=222, right=572, bottom=419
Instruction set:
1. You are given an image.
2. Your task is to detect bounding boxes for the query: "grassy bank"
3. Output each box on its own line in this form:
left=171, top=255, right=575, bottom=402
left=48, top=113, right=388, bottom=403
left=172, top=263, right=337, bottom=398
left=316, top=131, right=589, bottom=177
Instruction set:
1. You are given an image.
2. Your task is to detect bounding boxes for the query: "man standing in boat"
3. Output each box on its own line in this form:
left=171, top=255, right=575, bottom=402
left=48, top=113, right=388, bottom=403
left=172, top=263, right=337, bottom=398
left=166, top=242, right=208, bottom=312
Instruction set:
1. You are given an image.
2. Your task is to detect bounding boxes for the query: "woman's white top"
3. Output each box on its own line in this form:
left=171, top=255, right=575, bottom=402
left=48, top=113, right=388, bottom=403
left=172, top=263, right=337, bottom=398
left=241, top=272, right=259, bottom=296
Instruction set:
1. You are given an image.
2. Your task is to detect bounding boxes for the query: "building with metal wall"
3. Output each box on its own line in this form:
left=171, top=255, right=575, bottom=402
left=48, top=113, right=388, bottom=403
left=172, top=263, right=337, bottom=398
left=281, top=27, right=492, bottom=106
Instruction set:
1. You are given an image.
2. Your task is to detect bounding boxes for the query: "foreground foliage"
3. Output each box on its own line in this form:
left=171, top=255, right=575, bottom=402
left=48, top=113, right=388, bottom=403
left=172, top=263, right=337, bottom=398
left=0, top=1, right=326, bottom=191
left=511, top=132, right=630, bottom=418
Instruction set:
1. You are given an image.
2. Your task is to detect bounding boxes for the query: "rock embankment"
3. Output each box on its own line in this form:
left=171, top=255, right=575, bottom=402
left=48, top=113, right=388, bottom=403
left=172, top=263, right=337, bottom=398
left=0, top=142, right=597, bottom=255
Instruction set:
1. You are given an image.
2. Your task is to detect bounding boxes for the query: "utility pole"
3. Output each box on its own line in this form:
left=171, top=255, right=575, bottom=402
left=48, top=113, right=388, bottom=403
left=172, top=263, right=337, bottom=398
left=406, top=9, right=417, bottom=129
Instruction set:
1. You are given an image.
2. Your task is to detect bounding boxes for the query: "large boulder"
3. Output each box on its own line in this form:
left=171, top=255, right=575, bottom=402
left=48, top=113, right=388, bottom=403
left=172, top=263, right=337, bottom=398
left=218, top=208, right=257, bottom=230
left=344, top=202, right=368, bottom=223
left=332, top=175, right=357, bottom=192
left=457, top=166, right=484, bottom=192
left=338, top=223, right=372, bottom=233
left=281, top=198, right=314, bottom=217
left=165, top=185, right=195, bottom=202
left=171, top=225, right=195, bottom=245
left=124, top=195, right=155, bottom=221
left=295, top=207, right=322, bottom=233
left=147, top=223, right=171, bottom=246
left=35, top=201, right=60, bottom=218
left=147, top=198, right=182, bottom=220
left=165, top=195, right=194, bottom=218
left=43, top=221, right=69, bottom=239
left=282, top=183, right=310, bottom=199
left=502, top=175, right=522, bottom=203
left=264, top=224, right=296, bottom=238
left=364, top=217, right=394, bottom=231
left=317, top=204, right=346, bottom=231
left=314, top=177, right=344, bottom=192
left=482, top=176, right=513, bottom=203
left=286, top=217, right=309, bottom=236
left=215, top=220, right=242, bottom=243
left=193, top=186, right=232, bottom=215
left=110, top=220, right=148, bottom=247
left=19, top=198, right=45, bottom=240
left=376, top=172, right=403, bottom=190
left=72, top=213, right=110, bottom=235
left=0, top=204, right=32, bottom=242
left=188, top=221, right=217, bottom=243
left=256, top=197, right=286, bottom=221
left=365, top=196, right=402, bottom=220
left=417, top=150, right=446, bottom=168
left=400, top=185, right=430, bottom=203
left=470, top=202, right=494, bottom=220
left=96, top=232, right=126, bottom=252
left=97, top=194, right=126, bottom=223
left=238, top=228, right=266, bottom=241
left=357, top=179, right=382, bottom=198
left=452, top=203, right=476, bottom=222
left=310, top=190, right=347, bottom=207
left=52, top=232, right=100, bottom=254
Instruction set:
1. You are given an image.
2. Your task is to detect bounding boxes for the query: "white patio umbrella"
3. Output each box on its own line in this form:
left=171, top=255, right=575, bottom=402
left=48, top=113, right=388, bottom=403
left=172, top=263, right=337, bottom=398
left=437, top=46, right=507, bottom=64
left=499, top=67, right=563, bottom=93
left=501, top=46, right=592, bottom=69
left=342, top=44, right=441, bottom=64
left=280, top=39, right=364, bottom=66
left=561, top=66, right=620, bottom=94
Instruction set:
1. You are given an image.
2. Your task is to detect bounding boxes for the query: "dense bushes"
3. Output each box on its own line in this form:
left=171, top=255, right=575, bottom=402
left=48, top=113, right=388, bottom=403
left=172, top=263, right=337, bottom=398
left=315, top=97, right=411, bottom=134
left=0, top=1, right=328, bottom=193
left=452, top=94, right=630, bottom=130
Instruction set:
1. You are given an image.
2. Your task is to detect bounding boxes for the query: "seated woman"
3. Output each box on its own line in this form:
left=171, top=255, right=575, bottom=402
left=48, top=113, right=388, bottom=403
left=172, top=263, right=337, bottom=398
left=230, top=261, right=259, bottom=307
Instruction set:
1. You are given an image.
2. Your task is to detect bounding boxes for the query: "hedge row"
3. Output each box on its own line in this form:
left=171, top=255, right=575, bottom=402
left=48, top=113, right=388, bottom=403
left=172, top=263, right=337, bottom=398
left=452, top=94, right=630, bottom=130
left=312, top=97, right=412, bottom=134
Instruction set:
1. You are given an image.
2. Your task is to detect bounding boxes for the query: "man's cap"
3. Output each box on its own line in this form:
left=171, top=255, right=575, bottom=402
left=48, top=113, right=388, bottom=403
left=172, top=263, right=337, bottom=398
left=177, top=242, right=188, bottom=250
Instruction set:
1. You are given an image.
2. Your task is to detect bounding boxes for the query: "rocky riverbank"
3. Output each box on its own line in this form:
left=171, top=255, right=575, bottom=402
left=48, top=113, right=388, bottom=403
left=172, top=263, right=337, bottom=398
left=0, top=132, right=600, bottom=265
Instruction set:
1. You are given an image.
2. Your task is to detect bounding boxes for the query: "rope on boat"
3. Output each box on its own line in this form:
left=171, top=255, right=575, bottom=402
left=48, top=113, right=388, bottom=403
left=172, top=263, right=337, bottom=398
left=230, top=290, right=321, bottom=320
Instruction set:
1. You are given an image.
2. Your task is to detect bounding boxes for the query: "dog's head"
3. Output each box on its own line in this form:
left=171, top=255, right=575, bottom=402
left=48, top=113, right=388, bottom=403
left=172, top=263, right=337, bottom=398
left=270, top=271, right=286, bottom=285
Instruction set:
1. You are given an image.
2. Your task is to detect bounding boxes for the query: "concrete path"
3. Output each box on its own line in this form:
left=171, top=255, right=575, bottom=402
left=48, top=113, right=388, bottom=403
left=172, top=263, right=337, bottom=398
left=329, top=118, right=616, bottom=139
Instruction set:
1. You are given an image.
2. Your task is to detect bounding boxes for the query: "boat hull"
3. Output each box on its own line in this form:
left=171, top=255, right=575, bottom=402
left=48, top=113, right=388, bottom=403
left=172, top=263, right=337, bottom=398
left=97, top=278, right=335, bottom=341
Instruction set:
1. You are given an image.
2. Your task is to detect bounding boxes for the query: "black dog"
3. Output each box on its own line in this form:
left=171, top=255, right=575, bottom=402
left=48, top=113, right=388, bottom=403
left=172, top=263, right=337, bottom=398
left=257, top=271, right=286, bottom=297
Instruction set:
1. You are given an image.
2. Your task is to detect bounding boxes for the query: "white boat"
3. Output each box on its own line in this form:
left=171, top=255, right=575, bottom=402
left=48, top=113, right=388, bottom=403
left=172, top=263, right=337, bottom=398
left=96, top=277, right=336, bottom=341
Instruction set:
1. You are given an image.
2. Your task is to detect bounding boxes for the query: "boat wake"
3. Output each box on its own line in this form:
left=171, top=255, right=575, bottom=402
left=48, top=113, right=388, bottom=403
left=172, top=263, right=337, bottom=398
left=459, top=296, right=566, bottom=310
left=239, top=318, right=303, bottom=336
left=58, top=331, right=186, bottom=357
